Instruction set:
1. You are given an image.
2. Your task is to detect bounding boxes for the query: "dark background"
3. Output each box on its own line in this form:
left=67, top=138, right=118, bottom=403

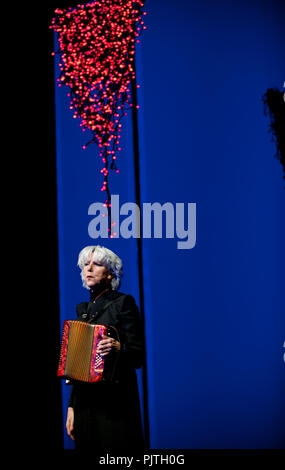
left=48, top=0, right=285, bottom=451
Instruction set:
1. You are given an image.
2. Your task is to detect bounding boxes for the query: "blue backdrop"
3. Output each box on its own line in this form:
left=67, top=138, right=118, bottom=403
left=54, top=0, right=285, bottom=449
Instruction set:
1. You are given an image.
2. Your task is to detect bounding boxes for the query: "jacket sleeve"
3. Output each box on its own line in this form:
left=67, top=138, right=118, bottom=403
left=117, top=295, right=145, bottom=369
left=68, top=384, right=75, bottom=408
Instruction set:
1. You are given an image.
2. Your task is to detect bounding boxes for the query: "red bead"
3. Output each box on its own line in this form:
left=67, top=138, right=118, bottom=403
left=50, top=0, right=146, bottom=195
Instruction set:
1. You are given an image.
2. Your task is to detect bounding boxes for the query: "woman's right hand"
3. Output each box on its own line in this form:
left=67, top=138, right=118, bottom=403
left=66, top=407, right=75, bottom=441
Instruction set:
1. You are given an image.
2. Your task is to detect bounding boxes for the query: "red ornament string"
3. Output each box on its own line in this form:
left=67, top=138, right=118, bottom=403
left=50, top=0, right=146, bottom=234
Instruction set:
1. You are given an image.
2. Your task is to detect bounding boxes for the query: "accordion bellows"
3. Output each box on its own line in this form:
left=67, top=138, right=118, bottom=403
left=57, top=320, right=116, bottom=383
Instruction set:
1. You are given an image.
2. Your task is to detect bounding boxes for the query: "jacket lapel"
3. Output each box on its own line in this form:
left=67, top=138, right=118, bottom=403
left=87, top=298, right=118, bottom=323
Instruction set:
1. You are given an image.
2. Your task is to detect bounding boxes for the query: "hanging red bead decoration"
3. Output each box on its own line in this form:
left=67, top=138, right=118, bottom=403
left=50, top=1, right=146, bottom=232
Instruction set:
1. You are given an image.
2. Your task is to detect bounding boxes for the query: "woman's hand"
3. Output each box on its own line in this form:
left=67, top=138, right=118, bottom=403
left=66, top=407, right=75, bottom=441
left=97, top=335, right=121, bottom=356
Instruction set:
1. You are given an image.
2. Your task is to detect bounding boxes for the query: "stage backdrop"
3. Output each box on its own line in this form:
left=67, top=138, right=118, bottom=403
left=54, top=0, right=285, bottom=449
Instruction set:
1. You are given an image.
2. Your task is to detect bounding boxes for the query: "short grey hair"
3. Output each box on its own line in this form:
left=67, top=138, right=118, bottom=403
left=78, top=245, right=123, bottom=291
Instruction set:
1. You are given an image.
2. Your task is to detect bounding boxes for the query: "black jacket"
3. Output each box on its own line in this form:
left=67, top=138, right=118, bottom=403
left=67, top=289, right=145, bottom=451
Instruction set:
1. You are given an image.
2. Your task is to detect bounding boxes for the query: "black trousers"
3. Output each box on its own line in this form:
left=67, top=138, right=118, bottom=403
left=73, top=381, right=145, bottom=453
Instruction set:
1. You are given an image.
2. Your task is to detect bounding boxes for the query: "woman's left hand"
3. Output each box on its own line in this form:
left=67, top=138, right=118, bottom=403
left=97, top=335, right=121, bottom=356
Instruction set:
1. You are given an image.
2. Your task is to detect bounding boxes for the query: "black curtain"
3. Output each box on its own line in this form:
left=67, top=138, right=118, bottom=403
left=48, top=5, right=63, bottom=450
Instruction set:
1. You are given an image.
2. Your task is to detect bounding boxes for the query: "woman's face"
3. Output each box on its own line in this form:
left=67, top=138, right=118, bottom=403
left=83, top=255, right=112, bottom=289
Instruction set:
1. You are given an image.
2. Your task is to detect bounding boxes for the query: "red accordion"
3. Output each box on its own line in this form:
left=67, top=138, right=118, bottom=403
left=57, top=320, right=118, bottom=383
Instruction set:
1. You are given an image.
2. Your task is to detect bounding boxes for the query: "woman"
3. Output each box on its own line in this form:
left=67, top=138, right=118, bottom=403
left=65, top=245, right=145, bottom=452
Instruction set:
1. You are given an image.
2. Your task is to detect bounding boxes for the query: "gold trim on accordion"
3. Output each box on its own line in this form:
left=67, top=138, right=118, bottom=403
left=57, top=320, right=118, bottom=383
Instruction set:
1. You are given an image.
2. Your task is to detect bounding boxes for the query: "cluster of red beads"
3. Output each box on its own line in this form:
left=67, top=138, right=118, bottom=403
left=50, top=0, right=146, bottom=198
